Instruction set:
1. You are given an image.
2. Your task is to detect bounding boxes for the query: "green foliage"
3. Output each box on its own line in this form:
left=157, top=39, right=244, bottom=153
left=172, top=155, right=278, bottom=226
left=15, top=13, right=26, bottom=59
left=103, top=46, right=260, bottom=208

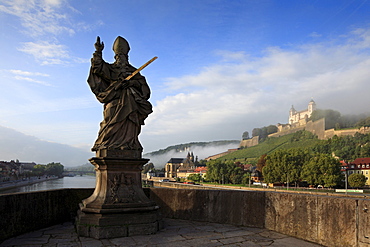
left=242, top=131, right=250, bottom=140
left=290, top=130, right=317, bottom=142
left=263, top=149, right=311, bottom=184
left=220, top=131, right=320, bottom=162
left=187, top=173, right=202, bottom=182
left=45, top=162, right=64, bottom=177
left=32, top=162, right=64, bottom=177
left=222, top=131, right=370, bottom=165
left=301, top=154, right=342, bottom=187
left=32, top=164, right=46, bottom=176
left=252, top=125, right=278, bottom=141
left=356, top=116, right=370, bottom=128
left=241, top=173, right=251, bottom=185
left=348, top=173, right=366, bottom=188
left=205, top=160, right=245, bottom=184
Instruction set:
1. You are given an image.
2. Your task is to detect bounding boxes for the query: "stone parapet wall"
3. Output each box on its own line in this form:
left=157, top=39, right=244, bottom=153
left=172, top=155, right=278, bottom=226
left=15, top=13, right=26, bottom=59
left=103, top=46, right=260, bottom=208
left=1, top=187, right=370, bottom=246
left=0, top=189, right=93, bottom=242
left=148, top=187, right=370, bottom=247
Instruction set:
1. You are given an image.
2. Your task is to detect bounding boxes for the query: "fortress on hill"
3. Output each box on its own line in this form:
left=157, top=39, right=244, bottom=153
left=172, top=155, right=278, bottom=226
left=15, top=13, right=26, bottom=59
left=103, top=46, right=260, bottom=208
left=239, top=99, right=370, bottom=148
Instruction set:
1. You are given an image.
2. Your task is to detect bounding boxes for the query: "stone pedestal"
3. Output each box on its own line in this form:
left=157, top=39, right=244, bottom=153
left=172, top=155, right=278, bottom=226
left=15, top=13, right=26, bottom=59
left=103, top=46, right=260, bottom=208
left=76, top=156, right=162, bottom=239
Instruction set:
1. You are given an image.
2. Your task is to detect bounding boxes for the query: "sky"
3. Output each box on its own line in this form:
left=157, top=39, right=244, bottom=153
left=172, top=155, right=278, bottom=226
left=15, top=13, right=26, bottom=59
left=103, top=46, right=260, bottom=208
left=0, top=0, right=370, bottom=166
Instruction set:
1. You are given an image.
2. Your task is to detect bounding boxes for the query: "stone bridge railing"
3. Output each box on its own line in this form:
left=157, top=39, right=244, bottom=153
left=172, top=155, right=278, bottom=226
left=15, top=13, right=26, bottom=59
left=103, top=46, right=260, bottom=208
left=1, top=187, right=369, bottom=246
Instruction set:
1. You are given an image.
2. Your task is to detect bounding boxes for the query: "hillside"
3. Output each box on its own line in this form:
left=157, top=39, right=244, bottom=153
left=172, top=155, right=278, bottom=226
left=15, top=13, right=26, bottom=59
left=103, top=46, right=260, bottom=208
left=220, top=131, right=321, bottom=164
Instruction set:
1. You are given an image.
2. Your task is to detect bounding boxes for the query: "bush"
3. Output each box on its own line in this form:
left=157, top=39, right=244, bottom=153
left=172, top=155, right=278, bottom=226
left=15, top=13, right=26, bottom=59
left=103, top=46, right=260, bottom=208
left=348, top=173, right=366, bottom=188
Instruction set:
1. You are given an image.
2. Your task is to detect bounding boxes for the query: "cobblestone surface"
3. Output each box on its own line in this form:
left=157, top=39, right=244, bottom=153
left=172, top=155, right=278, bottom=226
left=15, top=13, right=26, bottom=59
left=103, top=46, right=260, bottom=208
left=1, top=219, right=322, bottom=247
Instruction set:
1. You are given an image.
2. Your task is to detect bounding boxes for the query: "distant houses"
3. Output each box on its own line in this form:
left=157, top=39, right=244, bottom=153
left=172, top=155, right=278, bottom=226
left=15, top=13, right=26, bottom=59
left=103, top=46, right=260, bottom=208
left=0, top=160, right=36, bottom=182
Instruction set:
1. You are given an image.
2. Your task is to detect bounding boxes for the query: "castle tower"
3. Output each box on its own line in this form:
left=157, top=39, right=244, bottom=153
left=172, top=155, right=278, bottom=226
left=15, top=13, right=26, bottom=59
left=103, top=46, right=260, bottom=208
left=289, top=105, right=296, bottom=124
left=308, top=99, right=316, bottom=114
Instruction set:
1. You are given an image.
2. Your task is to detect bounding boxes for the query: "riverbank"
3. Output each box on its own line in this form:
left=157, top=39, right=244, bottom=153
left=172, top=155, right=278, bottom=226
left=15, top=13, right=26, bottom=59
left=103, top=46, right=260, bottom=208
left=0, top=176, right=60, bottom=192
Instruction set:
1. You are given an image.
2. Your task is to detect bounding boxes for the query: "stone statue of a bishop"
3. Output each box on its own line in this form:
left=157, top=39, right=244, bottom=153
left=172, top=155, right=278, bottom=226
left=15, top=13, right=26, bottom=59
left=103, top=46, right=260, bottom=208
left=87, top=36, right=152, bottom=155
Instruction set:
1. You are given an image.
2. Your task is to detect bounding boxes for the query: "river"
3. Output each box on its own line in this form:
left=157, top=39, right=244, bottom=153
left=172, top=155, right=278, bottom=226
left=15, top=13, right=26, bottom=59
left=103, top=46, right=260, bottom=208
left=0, top=176, right=96, bottom=194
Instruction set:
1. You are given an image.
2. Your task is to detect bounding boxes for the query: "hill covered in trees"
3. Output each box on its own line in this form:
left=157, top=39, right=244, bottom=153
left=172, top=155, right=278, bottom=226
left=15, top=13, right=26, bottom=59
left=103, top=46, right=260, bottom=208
left=219, top=130, right=370, bottom=164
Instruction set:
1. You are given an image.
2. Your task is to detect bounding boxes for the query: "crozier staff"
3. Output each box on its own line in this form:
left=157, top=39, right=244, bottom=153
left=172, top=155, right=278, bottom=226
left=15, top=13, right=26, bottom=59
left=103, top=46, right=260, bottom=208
left=87, top=36, right=153, bottom=152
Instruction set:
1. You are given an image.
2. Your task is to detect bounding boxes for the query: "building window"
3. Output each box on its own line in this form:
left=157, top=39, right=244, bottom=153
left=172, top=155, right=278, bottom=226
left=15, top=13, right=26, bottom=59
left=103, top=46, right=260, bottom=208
left=363, top=165, right=365, bottom=168
left=358, top=165, right=361, bottom=168
left=367, top=164, right=369, bottom=168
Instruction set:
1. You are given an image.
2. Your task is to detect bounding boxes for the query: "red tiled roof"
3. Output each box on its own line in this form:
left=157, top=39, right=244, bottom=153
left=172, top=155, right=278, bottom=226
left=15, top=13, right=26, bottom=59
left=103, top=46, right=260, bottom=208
left=194, top=167, right=207, bottom=172
left=352, top=158, right=370, bottom=165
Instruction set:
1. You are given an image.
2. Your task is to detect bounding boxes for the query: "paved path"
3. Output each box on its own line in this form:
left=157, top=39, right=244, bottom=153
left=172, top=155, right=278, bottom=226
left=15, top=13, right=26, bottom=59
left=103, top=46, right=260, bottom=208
left=1, top=218, right=322, bottom=247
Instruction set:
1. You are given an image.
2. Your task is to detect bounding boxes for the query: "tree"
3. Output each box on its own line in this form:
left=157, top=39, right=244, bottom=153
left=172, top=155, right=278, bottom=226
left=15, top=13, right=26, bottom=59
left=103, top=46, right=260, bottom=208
left=242, top=131, right=250, bottom=140
left=45, top=162, right=64, bottom=177
left=256, top=154, right=267, bottom=173
left=187, top=173, right=202, bottom=183
left=242, top=173, right=251, bottom=185
left=301, top=154, right=342, bottom=187
left=206, top=160, right=246, bottom=184
left=32, top=164, right=46, bottom=176
left=348, top=173, right=366, bottom=188
left=252, top=128, right=261, bottom=137
left=355, top=116, right=370, bottom=128
left=263, top=149, right=310, bottom=184
left=266, top=125, right=278, bottom=135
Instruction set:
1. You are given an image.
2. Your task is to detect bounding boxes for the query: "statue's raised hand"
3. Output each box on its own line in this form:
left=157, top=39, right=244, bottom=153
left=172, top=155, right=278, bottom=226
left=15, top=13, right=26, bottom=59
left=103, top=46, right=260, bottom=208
left=94, top=36, right=104, bottom=52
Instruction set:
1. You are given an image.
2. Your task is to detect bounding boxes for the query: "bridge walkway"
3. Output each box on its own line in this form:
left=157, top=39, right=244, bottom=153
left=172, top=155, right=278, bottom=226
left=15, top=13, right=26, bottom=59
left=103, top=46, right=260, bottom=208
left=1, top=218, right=321, bottom=247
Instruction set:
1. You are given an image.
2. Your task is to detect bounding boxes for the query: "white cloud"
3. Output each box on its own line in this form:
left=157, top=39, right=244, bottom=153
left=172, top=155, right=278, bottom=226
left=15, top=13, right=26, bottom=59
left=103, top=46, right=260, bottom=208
left=0, top=0, right=74, bottom=37
left=9, top=70, right=49, bottom=77
left=14, top=75, right=51, bottom=86
left=142, top=26, right=370, bottom=150
left=18, top=41, right=70, bottom=65
left=0, top=0, right=92, bottom=65
left=309, top=32, right=322, bottom=38
left=9, top=69, right=51, bottom=86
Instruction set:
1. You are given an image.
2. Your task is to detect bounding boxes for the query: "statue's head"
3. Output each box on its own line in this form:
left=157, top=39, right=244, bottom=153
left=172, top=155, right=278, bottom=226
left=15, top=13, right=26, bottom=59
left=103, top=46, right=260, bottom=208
left=113, top=36, right=130, bottom=55
left=113, top=36, right=130, bottom=66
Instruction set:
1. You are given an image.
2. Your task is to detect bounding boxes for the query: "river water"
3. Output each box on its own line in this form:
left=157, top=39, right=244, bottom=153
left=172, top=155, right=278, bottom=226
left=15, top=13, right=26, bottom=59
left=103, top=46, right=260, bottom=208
left=0, top=176, right=96, bottom=194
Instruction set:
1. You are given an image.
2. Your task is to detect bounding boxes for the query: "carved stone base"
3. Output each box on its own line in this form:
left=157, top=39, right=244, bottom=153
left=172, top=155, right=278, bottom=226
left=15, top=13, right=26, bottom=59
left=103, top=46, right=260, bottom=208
left=76, top=208, right=163, bottom=239
left=76, top=157, right=162, bottom=239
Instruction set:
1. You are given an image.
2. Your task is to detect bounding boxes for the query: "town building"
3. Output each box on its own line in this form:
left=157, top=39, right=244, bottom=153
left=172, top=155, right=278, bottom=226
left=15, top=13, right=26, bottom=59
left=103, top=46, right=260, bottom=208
left=344, top=158, right=370, bottom=186
left=165, top=152, right=204, bottom=179
left=0, top=160, right=36, bottom=182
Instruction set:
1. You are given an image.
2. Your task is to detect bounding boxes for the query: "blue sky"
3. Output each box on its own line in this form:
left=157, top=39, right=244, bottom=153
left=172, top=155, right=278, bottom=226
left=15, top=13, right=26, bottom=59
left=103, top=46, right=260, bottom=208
left=0, top=0, right=370, bottom=165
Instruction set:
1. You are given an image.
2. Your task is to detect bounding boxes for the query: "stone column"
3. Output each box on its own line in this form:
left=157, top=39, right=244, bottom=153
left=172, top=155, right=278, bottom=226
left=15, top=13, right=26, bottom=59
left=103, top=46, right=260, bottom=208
left=76, top=150, right=162, bottom=239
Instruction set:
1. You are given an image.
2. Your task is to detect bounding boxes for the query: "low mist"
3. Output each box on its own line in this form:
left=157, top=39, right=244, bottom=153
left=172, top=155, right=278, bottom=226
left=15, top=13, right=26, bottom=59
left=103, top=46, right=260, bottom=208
left=143, top=142, right=239, bottom=168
